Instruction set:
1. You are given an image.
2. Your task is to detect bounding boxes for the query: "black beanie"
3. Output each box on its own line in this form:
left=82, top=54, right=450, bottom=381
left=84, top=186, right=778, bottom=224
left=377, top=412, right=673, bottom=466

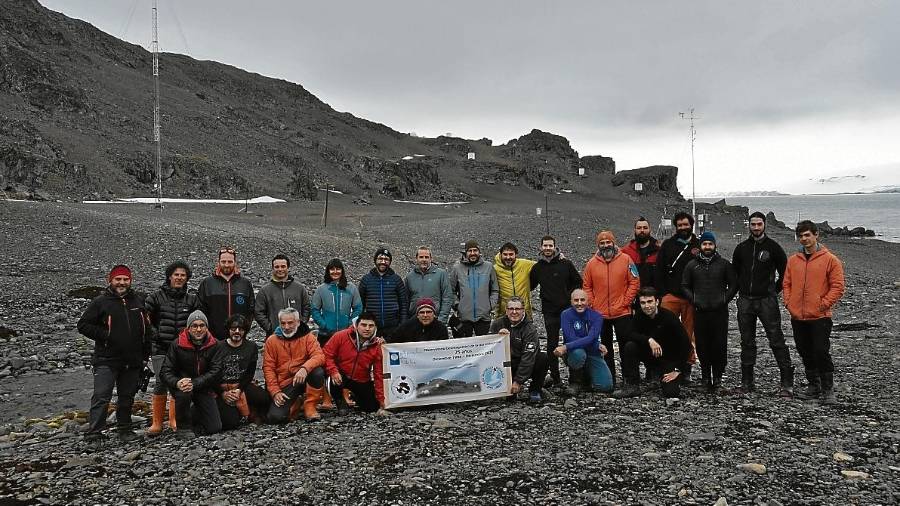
left=373, top=248, right=392, bottom=262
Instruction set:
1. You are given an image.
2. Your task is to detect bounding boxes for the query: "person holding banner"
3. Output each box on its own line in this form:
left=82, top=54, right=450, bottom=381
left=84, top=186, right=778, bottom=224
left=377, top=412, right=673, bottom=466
left=555, top=289, right=613, bottom=395
left=323, top=312, right=389, bottom=416
left=390, top=298, right=449, bottom=343
left=489, top=296, right=548, bottom=404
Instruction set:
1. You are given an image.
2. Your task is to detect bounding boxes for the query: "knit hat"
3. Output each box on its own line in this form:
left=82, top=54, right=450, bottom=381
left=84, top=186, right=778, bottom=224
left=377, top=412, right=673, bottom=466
left=373, top=247, right=392, bottom=261
left=107, top=264, right=132, bottom=282
left=699, top=231, right=717, bottom=244
left=464, top=240, right=480, bottom=251
left=415, top=298, right=437, bottom=313
left=596, top=230, right=617, bottom=245
left=187, top=310, right=209, bottom=328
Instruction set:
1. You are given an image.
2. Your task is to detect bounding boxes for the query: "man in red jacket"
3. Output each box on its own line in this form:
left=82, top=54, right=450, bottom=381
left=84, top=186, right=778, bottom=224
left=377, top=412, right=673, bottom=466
left=323, top=312, right=389, bottom=416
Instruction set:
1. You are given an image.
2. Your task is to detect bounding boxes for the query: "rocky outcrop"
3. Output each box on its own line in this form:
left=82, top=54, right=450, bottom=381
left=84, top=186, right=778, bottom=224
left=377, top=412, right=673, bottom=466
left=579, top=155, right=615, bottom=176
left=610, top=165, right=682, bottom=198
left=811, top=221, right=876, bottom=237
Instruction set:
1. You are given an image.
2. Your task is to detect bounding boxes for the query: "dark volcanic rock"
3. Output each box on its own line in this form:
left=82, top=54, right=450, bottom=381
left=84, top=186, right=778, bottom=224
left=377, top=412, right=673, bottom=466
left=579, top=154, right=615, bottom=176
left=611, top=165, right=681, bottom=197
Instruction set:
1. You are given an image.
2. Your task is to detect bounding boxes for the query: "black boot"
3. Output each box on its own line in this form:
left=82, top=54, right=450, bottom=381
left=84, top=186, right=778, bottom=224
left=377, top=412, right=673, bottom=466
left=612, top=381, right=641, bottom=399
left=681, top=364, right=694, bottom=387
left=778, top=365, right=795, bottom=398
left=797, top=369, right=821, bottom=400
left=710, top=372, right=723, bottom=395
left=733, top=364, right=755, bottom=395
left=701, top=366, right=713, bottom=393
left=820, top=372, right=837, bottom=405
left=332, top=386, right=350, bottom=416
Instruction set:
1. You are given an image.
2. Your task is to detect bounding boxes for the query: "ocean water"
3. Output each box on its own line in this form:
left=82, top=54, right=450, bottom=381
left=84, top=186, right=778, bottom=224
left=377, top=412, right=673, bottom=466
left=703, top=193, right=900, bottom=243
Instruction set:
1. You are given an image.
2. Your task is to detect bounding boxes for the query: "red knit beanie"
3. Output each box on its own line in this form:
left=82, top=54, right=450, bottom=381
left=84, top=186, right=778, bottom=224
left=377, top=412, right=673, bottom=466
left=108, top=264, right=132, bottom=282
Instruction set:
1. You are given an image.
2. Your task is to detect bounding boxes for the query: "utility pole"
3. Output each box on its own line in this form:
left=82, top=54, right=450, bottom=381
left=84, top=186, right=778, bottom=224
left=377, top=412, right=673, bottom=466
left=322, top=180, right=329, bottom=228
left=544, top=193, right=550, bottom=235
left=152, top=0, right=162, bottom=209
left=679, top=108, right=699, bottom=232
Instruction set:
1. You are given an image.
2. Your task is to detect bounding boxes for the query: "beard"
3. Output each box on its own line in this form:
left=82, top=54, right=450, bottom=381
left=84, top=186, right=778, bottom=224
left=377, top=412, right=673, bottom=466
left=634, top=232, right=650, bottom=243
left=677, top=229, right=692, bottom=239
left=599, top=246, right=616, bottom=260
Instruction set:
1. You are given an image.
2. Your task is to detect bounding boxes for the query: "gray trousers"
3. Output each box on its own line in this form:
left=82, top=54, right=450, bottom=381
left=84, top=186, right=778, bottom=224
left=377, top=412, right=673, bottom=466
left=87, top=364, right=140, bottom=434
left=736, top=296, right=792, bottom=371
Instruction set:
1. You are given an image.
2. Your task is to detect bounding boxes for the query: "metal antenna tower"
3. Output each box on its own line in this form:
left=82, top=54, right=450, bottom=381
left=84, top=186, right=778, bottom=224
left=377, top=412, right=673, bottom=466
left=152, top=0, right=163, bottom=209
left=679, top=108, right=699, bottom=231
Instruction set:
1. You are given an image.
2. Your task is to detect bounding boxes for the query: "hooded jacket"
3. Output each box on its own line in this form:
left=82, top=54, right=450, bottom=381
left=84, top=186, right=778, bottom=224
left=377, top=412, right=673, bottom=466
left=621, top=238, right=661, bottom=288
left=77, top=287, right=151, bottom=368
left=359, top=267, right=408, bottom=330
left=311, top=281, right=362, bottom=338
left=582, top=249, right=640, bottom=319
left=404, top=264, right=454, bottom=322
left=492, top=253, right=537, bottom=318
left=783, top=245, right=845, bottom=321
left=262, top=322, right=325, bottom=397
left=323, top=326, right=385, bottom=405
left=681, top=252, right=739, bottom=312
left=145, top=283, right=200, bottom=354
left=529, top=249, right=583, bottom=316
left=159, top=328, right=221, bottom=392
left=630, top=307, right=692, bottom=374
left=489, top=316, right=540, bottom=384
left=449, top=254, right=499, bottom=323
left=560, top=306, right=604, bottom=355
left=731, top=234, right=788, bottom=298
left=389, top=317, right=449, bottom=343
left=197, top=267, right=255, bottom=341
left=255, top=276, right=311, bottom=335
left=655, top=234, right=700, bottom=298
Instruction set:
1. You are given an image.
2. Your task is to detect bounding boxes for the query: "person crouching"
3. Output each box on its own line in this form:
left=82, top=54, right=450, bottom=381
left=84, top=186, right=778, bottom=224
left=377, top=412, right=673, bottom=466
left=159, top=310, right=222, bottom=439
left=263, top=308, right=326, bottom=423
left=323, top=312, right=389, bottom=416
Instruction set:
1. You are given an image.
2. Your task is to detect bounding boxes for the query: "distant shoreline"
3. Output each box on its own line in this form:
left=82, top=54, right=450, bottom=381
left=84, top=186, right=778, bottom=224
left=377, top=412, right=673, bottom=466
left=699, top=191, right=900, bottom=199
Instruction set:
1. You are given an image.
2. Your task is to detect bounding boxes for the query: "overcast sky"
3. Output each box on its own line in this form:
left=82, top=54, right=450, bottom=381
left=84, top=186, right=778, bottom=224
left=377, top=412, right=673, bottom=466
left=40, top=0, right=900, bottom=194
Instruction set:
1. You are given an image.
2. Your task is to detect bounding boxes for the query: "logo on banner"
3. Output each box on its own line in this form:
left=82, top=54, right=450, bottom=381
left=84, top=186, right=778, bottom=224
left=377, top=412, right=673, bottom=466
left=481, top=367, right=504, bottom=390
left=391, top=375, right=416, bottom=400
left=389, top=352, right=401, bottom=365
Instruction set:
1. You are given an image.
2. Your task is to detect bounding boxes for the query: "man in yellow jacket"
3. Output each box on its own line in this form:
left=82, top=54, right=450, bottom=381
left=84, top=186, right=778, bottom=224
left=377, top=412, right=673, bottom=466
left=494, top=242, right=538, bottom=319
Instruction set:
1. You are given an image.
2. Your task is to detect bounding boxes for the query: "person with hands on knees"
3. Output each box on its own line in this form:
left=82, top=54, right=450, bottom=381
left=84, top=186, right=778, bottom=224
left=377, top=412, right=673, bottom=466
left=323, top=312, right=390, bottom=417
left=263, top=308, right=327, bottom=423
left=556, top=289, right=613, bottom=395
left=489, top=296, right=549, bottom=404
left=159, top=310, right=223, bottom=439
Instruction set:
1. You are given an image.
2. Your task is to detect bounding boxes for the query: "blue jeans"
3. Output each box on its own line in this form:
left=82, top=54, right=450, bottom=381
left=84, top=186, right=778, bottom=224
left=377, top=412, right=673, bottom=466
left=566, top=348, right=613, bottom=392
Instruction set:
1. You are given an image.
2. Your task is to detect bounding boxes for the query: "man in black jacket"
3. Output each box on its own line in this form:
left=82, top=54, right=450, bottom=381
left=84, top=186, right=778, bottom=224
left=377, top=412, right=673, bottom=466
left=682, top=232, right=738, bottom=393
left=655, top=212, right=700, bottom=383
left=197, top=247, right=255, bottom=341
left=144, top=260, right=199, bottom=436
left=160, top=310, right=223, bottom=438
left=389, top=298, right=449, bottom=343
left=529, top=235, right=582, bottom=387
left=731, top=212, right=793, bottom=396
left=489, top=296, right=549, bottom=404
left=616, top=287, right=692, bottom=398
left=77, top=265, right=151, bottom=446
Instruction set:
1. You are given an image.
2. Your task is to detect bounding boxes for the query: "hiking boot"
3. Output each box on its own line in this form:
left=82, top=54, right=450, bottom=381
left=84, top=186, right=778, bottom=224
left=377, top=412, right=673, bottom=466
left=820, top=372, right=837, bottom=405
left=612, top=384, right=640, bottom=399
left=776, top=386, right=794, bottom=398
left=333, top=387, right=351, bottom=416
left=117, top=429, right=141, bottom=443
left=175, top=429, right=196, bottom=441
left=681, top=365, right=694, bottom=386
left=83, top=432, right=107, bottom=450
left=528, top=391, right=543, bottom=405
left=797, top=369, right=821, bottom=400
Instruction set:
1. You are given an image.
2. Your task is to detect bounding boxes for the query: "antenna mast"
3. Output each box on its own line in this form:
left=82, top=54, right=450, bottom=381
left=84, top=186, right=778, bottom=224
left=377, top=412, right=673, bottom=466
left=152, top=0, right=162, bottom=209
left=679, top=108, right=698, bottom=231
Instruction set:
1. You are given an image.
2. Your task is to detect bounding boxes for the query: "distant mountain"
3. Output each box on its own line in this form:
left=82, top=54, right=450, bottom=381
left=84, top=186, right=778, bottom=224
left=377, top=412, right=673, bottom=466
left=780, top=164, right=900, bottom=195
left=1, top=0, right=630, bottom=202
left=701, top=190, right=790, bottom=198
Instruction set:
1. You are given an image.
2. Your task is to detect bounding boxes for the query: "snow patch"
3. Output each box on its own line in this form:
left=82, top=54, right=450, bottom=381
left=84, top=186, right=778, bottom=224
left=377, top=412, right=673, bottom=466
left=393, top=200, right=469, bottom=206
left=83, top=196, right=286, bottom=204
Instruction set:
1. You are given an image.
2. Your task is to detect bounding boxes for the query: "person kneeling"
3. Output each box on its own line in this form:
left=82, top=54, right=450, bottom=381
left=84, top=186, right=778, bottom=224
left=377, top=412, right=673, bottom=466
left=556, top=289, right=613, bottom=395
left=614, top=288, right=692, bottom=399
left=159, top=310, right=223, bottom=439
left=489, top=296, right=548, bottom=404
left=323, top=312, right=389, bottom=416
left=216, top=315, right=270, bottom=428
left=263, top=308, right=327, bottom=423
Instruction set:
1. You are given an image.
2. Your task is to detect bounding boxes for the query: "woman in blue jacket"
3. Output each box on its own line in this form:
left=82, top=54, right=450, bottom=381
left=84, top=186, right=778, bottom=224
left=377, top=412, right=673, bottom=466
left=311, top=258, right=362, bottom=346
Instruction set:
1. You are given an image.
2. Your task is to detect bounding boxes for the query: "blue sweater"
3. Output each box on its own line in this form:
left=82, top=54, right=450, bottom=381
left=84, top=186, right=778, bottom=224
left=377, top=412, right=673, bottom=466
left=560, top=306, right=604, bottom=355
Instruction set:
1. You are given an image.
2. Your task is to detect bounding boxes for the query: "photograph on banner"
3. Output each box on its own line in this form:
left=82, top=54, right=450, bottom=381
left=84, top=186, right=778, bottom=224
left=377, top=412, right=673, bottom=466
left=382, top=334, right=512, bottom=408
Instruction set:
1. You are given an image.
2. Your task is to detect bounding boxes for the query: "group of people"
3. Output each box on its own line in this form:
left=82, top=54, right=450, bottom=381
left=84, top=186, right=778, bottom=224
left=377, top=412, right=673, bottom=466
left=76, top=211, right=845, bottom=446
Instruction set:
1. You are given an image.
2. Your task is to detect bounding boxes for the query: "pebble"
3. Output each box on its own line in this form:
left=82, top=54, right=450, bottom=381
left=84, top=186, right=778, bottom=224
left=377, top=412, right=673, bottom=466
left=737, top=463, right=767, bottom=475
left=714, top=498, right=728, bottom=506
left=840, top=470, right=871, bottom=480
left=833, top=452, right=854, bottom=462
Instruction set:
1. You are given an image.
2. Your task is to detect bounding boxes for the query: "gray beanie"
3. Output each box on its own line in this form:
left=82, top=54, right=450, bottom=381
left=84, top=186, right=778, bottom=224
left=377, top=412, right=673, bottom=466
left=187, top=310, right=209, bottom=328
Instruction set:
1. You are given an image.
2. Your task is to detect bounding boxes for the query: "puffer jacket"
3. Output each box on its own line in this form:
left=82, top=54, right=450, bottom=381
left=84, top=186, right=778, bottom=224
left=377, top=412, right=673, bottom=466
left=358, top=267, right=408, bottom=330
left=582, top=250, right=640, bottom=319
left=311, top=281, right=362, bottom=338
left=681, top=252, right=738, bottom=312
left=322, top=326, right=384, bottom=405
left=488, top=316, right=540, bottom=384
left=449, top=255, right=499, bottom=323
left=159, top=328, right=221, bottom=392
left=405, top=264, right=454, bottom=322
left=77, top=287, right=151, bottom=368
left=783, top=245, right=845, bottom=320
left=255, top=276, right=311, bottom=335
left=145, top=284, right=200, bottom=354
left=197, top=267, right=255, bottom=341
left=493, top=253, right=537, bottom=318
left=262, top=322, right=325, bottom=397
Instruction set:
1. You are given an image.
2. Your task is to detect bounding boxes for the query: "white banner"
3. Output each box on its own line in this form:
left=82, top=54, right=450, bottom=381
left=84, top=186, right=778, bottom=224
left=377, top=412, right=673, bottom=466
left=382, top=334, right=512, bottom=409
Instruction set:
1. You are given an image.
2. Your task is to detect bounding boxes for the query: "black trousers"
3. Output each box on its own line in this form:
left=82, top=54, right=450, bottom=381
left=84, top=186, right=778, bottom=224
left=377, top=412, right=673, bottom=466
left=458, top=320, right=491, bottom=337
left=172, top=389, right=222, bottom=435
left=217, top=382, right=271, bottom=430
left=737, top=296, right=791, bottom=370
left=329, top=374, right=380, bottom=413
left=619, top=340, right=682, bottom=397
left=791, top=318, right=834, bottom=375
left=267, top=366, right=325, bottom=424
left=600, top=316, right=632, bottom=384
left=87, top=364, right=141, bottom=434
left=543, top=312, right=562, bottom=382
left=512, top=352, right=549, bottom=393
left=694, top=308, right=729, bottom=380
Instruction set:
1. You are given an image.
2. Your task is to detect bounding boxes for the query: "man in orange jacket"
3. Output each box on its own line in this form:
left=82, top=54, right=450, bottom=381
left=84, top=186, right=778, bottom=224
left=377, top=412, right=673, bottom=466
left=783, top=220, right=845, bottom=405
left=263, top=308, right=327, bottom=422
left=583, top=230, right=640, bottom=384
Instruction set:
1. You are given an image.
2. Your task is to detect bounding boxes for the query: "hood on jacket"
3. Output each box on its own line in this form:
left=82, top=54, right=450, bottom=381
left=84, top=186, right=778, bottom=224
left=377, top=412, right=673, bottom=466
left=274, top=320, right=312, bottom=340
left=350, top=321, right=379, bottom=351
left=176, top=328, right=217, bottom=351
left=270, top=275, right=295, bottom=286
left=413, top=263, right=439, bottom=275
left=538, top=248, right=561, bottom=263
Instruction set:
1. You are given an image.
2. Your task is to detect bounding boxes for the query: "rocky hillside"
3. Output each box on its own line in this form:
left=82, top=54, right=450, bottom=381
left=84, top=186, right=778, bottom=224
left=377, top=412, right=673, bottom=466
left=0, top=0, right=660, bottom=203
